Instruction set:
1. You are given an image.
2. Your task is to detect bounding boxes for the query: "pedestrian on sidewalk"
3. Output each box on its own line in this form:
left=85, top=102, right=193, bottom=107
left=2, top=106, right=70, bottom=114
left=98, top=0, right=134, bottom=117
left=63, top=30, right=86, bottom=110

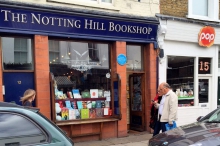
left=20, top=89, right=36, bottom=107
left=149, top=93, right=162, bottom=134
left=152, top=82, right=178, bottom=136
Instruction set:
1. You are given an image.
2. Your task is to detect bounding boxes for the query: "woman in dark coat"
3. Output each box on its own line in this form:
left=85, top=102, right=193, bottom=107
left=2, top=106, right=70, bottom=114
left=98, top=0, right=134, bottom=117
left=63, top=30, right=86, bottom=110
left=20, top=89, right=36, bottom=107
left=149, top=93, right=162, bottom=135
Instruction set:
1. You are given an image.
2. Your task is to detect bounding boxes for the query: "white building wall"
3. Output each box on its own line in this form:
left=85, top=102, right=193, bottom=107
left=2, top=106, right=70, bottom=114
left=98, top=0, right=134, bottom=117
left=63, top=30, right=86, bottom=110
left=10, top=0, right=159, bottom=17
left=158, top=19, right=220, bottom=126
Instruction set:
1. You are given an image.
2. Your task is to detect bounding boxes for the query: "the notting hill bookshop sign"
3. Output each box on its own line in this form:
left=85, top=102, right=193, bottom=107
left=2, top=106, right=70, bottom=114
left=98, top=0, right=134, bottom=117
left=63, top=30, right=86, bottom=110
left=0, top=7, right=158, bottom=42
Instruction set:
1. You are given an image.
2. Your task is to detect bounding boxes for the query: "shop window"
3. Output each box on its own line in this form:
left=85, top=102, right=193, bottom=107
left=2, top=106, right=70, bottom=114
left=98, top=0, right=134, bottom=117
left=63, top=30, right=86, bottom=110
left=49, top=40, right=114, bottom=121
left=2, top=37, right=33, bottom=70
left=0, top=113, right=47, bottom=145
left=218, top=52, right=220, bottom=68
left=187, top=0, right=219, bottom=21
left=49, top=40, right=60, bottom=63
left=126, top=45, right=143, bottom=71
left=167, top=56, right=195, bottom=107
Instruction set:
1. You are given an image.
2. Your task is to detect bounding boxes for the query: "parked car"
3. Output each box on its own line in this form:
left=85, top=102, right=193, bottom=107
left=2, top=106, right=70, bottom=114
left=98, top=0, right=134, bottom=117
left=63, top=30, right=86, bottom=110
left=0, top=102, right=74, bottom=146
left=149, top=108, right=220, bottom=146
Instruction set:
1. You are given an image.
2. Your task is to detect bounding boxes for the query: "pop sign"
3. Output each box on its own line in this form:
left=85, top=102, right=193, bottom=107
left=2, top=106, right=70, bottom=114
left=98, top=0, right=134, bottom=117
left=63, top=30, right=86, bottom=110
left=198, top=26, right=215, bottom=47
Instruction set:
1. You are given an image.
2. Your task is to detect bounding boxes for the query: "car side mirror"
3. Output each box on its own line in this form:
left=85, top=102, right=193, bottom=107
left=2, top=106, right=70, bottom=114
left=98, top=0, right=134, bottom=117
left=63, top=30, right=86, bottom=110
left=197, top=116, right=203, bottom=121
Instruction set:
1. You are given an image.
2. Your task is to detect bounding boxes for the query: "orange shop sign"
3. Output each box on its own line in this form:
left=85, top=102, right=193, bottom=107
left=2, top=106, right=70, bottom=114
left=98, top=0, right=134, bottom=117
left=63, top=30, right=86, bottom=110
left=198, top=26, right=215, bottom=47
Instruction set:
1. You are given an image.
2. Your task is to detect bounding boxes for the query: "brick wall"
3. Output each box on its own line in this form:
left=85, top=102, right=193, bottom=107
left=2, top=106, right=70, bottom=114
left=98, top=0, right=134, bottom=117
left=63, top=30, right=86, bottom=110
left=11, top=0, right=159, bottom=17
left=34, top=35, right=51, bottom=119
left=115, top=41, right=128, bottom=137
left=160, top=0, right=188, bottom=17
left=145, top=44, right=157, bottom=132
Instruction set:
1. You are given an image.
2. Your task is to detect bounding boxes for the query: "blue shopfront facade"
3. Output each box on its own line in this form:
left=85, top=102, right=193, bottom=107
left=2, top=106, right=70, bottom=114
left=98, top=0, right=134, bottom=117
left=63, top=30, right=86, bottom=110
left=0, top=4, right=158, bottom=43
left=0, top=0, right=159, bottom=142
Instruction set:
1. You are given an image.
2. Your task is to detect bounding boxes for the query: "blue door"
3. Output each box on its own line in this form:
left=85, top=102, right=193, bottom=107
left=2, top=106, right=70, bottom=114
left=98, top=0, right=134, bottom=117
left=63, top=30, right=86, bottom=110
left=3, top=72, right=35, bottom=106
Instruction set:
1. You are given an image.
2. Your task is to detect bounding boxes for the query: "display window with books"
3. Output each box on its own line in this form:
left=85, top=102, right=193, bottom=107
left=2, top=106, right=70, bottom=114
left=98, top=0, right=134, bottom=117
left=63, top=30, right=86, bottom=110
left=167, top=56, right=195, bottom=107
left=49, top=40, right=115, bottom=121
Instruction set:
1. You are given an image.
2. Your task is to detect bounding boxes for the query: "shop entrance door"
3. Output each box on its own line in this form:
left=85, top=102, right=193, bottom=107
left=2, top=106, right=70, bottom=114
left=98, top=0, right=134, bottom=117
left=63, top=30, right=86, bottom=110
left=198, top=77, right=211, bottom=106
left=3, top=72, right=35, bottom=106
left=129, top=74, right=145, bottom=131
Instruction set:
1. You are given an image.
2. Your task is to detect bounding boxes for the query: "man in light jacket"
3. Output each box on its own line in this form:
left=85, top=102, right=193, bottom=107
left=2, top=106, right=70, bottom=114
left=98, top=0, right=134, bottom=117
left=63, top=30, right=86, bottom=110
left=153, top=82, right=178, bottom=136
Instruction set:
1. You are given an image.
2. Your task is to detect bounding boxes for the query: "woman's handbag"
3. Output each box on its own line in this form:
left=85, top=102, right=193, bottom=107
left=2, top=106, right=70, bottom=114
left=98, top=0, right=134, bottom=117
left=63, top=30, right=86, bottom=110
left=149, top=114, right=157, bottom=129
left=165, top=121, right=177, bottom=131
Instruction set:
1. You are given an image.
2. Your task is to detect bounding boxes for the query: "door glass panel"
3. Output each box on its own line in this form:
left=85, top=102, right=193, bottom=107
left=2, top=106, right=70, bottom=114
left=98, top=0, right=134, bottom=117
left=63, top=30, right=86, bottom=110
left=199, top=79, right=209, bottom=103
left=130, top=76, right=142, bottom=111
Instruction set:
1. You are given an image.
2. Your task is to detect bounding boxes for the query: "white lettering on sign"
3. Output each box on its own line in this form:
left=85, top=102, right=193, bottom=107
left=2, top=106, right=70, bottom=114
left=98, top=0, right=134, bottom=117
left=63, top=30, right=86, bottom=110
left=199, top=33, right=215, bottom=42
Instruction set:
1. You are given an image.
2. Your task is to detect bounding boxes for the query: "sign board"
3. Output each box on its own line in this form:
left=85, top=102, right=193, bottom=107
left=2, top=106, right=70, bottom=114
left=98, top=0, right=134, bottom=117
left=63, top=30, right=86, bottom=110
left=198, top=58, right=211, bottom=74
left=198, top=26, right=215, bottom=47
left=117, top=54, right=127, bottom=66
left=0, top=7, right=158, bottom=42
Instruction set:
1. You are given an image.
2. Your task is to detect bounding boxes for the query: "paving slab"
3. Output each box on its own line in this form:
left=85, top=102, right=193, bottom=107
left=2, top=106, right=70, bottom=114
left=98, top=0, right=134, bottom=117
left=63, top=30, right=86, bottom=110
left=74, top=131, right=152, bottom=146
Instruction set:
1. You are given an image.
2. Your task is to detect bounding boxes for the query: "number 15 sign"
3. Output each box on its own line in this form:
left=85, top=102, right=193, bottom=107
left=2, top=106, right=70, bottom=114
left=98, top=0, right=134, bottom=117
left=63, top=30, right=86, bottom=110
left=199, top=58, right=211, bottom=74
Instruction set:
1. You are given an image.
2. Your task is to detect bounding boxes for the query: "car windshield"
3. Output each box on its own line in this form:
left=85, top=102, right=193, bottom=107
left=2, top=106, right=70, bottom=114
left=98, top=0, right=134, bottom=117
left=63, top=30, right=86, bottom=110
left=200, top=108, right=220, bottom=123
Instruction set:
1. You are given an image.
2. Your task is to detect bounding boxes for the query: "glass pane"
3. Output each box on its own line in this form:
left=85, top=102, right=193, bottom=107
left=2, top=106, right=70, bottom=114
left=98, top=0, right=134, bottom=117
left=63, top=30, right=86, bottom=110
left=130, top=76, right=142, bottom=111
left=0, top=113, right=46, bottom=144
left=218, top=52, right=220, bottom=68
left=126, top=45, right=143, bottom=71
left=102, top=0, right=112, bottom=3
left=49, top=40, right=112, bottom=120
left=20, top=52, right=28, bottom=63
left=2, top=37, right=33, bottom=70
left=192, top=0, right=208, bottom=16
left=14, top=52, right=20, bottom=64
left=199, top=79, right=209, bottom=103
left=167, top=56, right=195, bottom=107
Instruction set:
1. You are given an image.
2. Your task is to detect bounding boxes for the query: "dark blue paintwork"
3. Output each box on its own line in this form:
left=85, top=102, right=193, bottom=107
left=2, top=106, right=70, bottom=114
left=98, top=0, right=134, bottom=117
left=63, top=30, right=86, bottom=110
left=0, top=7, right=158, bottom=43
left=3, top=72, right=34, bottom=106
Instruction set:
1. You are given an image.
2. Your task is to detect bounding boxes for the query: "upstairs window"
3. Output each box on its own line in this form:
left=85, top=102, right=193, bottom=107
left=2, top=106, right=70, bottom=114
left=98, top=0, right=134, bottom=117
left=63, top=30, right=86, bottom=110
left=188, top=0, right=219, bottom=21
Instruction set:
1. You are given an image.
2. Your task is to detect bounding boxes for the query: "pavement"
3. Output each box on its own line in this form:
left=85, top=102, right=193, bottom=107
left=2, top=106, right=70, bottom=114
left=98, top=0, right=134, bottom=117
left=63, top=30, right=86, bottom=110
left=74, top=130, right=152, bottom=146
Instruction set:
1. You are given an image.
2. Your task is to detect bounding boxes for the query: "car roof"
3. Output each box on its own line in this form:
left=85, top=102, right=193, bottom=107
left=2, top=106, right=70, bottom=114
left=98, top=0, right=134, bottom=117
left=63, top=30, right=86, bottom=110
left=0, top=102, right=39, bottom=113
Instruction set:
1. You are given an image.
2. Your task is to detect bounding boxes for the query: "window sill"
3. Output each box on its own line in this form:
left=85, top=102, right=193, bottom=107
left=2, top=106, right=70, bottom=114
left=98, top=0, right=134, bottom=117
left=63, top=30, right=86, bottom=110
left=47, top=0, right=120, bottom=11
left=186, top=15, right=220, bottom=22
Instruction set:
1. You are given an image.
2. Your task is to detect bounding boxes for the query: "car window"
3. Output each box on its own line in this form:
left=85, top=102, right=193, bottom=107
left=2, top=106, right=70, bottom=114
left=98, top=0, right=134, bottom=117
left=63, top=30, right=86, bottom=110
left=199, top=108, right=220, bottom=122
left=0, top=112, right=48, bottom=145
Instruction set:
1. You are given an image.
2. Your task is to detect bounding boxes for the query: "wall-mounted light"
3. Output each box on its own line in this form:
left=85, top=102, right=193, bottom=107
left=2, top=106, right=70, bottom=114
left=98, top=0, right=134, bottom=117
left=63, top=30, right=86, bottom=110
left=158, top=25, right=167, bottom=35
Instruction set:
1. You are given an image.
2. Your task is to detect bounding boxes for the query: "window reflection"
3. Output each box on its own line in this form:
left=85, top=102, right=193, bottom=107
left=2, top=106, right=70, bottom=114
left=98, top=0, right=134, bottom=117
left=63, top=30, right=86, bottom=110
left=199, top=79, right=209, bottom=103
left=0, top=113, right=45, bottom=138
left=49, top=40, right=111, bottom=91
left=167, top=56, right=194, bottom=107
left=126, top=45, right=143, bottom=71
left=2, top=37, right=33, bottom=70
